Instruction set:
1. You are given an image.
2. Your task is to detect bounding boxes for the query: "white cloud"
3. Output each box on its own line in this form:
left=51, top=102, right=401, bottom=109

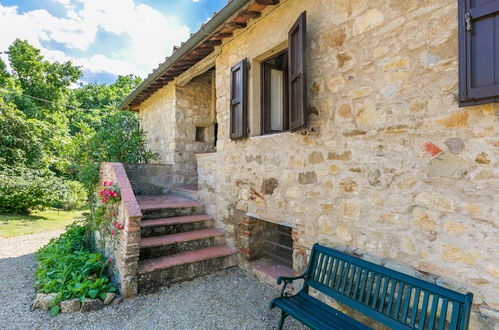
left=0, top=0, right=191, bottom=79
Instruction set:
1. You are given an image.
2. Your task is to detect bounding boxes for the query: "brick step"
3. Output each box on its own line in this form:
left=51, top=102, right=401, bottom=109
left=136, top=193, right=203, bottom=211
left=137, top=246, right=236, bottom=293
left=136, top=193, right=204, bottom=219
left=170, top=185, right=198, bottom=200
left=139, top=229, right=225, bottom=260
left=141, top=214, right=214, bottom=238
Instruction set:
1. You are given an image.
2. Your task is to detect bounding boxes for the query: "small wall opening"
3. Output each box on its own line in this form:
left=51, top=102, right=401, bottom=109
left=195, top=126, right=207, bottom=142
left=263, top=222, right=293, bottom=268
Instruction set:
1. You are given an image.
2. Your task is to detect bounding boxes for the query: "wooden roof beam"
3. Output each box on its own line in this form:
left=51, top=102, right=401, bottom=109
left=240, top=10, right=261, bottom=19
left=255, top=0, right=279, bottom=5
left=225, top=21, right=247, bottom=29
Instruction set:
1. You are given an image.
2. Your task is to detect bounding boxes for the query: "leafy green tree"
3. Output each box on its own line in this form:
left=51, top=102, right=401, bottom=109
left=7, top=39, right=81, bottom=121
left=0, top=40, right=155, bottom=214
left=0, top=100, right=48, bottom=169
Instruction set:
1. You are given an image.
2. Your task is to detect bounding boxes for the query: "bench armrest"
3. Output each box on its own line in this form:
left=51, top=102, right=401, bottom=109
left=276, top=273, right=307, bottom=298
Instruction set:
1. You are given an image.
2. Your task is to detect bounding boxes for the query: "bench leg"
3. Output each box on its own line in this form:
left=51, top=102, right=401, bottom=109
left=278, top=311, right=288, bottom=330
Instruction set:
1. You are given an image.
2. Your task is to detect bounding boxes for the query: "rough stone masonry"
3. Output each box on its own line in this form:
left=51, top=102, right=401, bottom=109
left=138, top=0, right=498, bottom=328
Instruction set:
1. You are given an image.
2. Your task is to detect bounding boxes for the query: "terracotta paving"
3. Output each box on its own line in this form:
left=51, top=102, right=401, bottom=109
left=140, top=228, right=224, bottom=248
left=138, top=245, right=236, bottom=274
left=140, top=214, right=213, bottom=228
left=252, top=258, right=297, bottom=279
left=136, top=193, right=202, bottom=210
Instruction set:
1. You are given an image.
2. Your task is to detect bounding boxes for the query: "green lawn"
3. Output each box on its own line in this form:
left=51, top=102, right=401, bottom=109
left=0, top=209, right=86, bottom=238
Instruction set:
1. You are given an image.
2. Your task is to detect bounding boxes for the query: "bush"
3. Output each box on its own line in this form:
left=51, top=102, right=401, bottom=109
left=0, top=167, right=59, bottom=214
left=52, top=180, right=87, bottom=210
left=35, top=224, right=116, bottom=316
left=0, top=167, right=86, bottom=214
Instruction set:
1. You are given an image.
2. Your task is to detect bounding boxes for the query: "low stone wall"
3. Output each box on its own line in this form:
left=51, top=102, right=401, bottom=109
left=196, top=153, right=217, bottom=217
left=99, top=162, right=142, bottom=297
left=124, top=163, right=174, bottom=196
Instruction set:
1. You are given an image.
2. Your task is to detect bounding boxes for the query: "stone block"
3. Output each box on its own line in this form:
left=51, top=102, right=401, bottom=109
left=445, top=138, right=465, bottom=154
left=61, top=299, right=81, bottom=313
left=81, top=298, right=103, bottom=312
left=31, top=293, right=58, bottom=311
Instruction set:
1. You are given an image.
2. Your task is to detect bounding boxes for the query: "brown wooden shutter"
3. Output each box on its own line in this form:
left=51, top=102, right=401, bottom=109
left=459, top=0, right=499, bottom=106
left=230, top=58, right=248, bottom=139
left=288, top=12, right=307, bottom=131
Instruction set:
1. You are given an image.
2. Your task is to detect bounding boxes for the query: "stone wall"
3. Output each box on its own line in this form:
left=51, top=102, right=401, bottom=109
left=99, top=163, right=142, bottom=297
left=124, top=163, right=174, bottom=195
left=204, top=0, right=498, bottom=328
left=139, top=70, right=215, bottom=185
left=173, top=71, right=216, bottom=185
left=139, top=83, right=176, bottom=164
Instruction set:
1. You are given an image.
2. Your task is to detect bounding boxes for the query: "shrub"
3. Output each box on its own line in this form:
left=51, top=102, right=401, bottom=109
left=52, top=180, right=87, bottom=210
left=35, top=224, right=116, bottom=316
left=0, top=167, right=59, bottom=214
left=0, top=166, right=86, bottom=214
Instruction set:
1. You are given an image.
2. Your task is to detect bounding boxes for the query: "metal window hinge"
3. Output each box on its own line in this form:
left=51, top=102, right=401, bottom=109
left=465, top=12, right=472, bottom=32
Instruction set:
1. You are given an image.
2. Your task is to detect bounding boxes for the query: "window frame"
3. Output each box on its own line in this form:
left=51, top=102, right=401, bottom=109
left=260, top=50, right=290, bottom=135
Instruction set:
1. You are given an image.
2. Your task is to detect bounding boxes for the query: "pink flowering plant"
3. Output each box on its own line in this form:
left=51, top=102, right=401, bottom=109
left=98, top=181, right=121, bottom=204
left=89, top=180, right=124, bottom=254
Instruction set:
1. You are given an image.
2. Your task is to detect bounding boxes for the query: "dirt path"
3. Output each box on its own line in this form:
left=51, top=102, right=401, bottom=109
left=0, top=228, right=65, bottom=259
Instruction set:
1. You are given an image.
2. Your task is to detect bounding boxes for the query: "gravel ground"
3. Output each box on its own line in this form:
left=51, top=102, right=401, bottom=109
left=0, top=231, right=307, bottom=329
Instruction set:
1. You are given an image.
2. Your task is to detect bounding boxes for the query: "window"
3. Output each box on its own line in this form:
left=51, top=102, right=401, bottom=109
left=229, top=12, right=307, bottom=140
left=459, top=0, right=499, bottom=106
left=261, top=51, right=289, bottom=134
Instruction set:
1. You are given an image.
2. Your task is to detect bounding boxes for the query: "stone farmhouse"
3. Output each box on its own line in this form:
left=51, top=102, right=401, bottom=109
left=106, top=0, right=498, bottom=328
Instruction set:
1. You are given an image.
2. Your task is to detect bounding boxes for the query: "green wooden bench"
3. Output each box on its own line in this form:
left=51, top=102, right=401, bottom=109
left=270, top=244, right=473, bottom=330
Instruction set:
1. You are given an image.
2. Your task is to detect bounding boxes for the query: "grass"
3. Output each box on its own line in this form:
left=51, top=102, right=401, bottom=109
left=0, top=208, right=86, bottom=238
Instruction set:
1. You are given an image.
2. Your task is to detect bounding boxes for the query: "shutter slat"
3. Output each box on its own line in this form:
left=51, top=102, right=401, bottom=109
left=230, top=59, right=248, bottom=139
left=288, top=11, right=307, bottom=130
left=459, top=0, right=499, bottom=105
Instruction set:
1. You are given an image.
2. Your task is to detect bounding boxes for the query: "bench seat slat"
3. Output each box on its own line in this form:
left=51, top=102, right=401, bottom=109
left=428, top=295, right=440, bottom=329
left=273, top=292, right=371, bottom=330
left=409, top=288, right=421, bottom=327
left=371, top=274, right=383, bottom=309
left=438, top=298, right=449, bottom=330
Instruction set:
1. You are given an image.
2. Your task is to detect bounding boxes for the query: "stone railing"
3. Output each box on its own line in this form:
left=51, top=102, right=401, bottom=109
left=99, top=162, right=142, bottom=297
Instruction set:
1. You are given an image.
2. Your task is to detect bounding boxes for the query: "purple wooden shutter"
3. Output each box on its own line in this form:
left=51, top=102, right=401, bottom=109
left=230, top=58, right=248, bottom=139
left=288, top=12, right=307, bottom=130
left=459, top=0, right=499, bottom=106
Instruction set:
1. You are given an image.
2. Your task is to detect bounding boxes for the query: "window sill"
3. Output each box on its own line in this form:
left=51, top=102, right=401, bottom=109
left=250, top=131, right=292, bottom=140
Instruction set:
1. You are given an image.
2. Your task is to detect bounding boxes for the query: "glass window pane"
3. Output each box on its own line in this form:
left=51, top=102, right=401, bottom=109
left=270, top=68, right=284, bottom=131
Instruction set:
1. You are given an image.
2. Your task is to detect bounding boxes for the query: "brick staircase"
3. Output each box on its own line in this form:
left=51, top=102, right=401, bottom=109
left=135, top=193, right=236, bottom=292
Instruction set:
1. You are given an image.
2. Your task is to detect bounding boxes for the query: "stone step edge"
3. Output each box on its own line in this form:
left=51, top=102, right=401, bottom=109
left=138, top=245, right=236, bottom=274
left=138, top=200, right=203, bottom=212
left=139, top=228, right=225, bottom=248
left=140, top=214, right=213, bottom=228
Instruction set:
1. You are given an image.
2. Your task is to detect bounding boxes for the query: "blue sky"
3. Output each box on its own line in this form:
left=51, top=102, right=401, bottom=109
left=0, top=0, right=226, bottom=84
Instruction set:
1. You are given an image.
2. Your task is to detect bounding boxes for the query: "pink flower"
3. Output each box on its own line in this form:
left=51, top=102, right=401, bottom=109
left=107, top=257, right=112, bottom=263
left=111, top=230, right=115, bottom=236
left=108, top=181, right=113, bottom=186
left=112, top=192, right=118, bottom=197
left=118, top=224, right=123, bottom=229
left=99, top=191, right=105, bottom=196
left=113, top=221, right=118, bottom=228
left=113, top=213, right=117, bottom=217
left=103, top=181, right=107, bottom=186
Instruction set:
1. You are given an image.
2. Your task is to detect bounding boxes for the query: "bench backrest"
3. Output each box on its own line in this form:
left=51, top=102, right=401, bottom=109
left=304, top=244, right=473, bottom=330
